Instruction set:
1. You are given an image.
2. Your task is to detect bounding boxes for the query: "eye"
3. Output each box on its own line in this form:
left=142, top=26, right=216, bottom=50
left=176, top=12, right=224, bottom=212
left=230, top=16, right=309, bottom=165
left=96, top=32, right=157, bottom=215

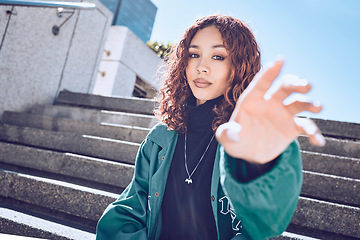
left=213, top=55, right=225, bottom=60
left=189, top=53, right=199, bottom=58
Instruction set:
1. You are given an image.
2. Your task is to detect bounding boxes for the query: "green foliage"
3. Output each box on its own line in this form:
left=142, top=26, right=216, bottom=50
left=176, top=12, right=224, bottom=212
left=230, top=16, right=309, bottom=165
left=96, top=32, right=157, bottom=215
left=147, top=41, right=173, bottom=59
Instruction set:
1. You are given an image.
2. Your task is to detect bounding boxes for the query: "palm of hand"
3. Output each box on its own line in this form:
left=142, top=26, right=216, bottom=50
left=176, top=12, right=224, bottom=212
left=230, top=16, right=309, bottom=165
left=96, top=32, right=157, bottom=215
left=216, top=60, right=325, bottom=164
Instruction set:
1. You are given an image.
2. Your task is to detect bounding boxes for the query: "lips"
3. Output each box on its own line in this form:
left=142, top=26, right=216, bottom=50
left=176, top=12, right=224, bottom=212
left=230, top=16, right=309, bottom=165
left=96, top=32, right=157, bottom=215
left=193, top=78, right=212, bottom=88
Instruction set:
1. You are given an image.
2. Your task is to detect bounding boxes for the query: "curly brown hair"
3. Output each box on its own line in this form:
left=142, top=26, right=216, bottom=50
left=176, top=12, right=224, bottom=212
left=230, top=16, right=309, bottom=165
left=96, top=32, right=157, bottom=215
left=154, top=14, right=261, bottom=133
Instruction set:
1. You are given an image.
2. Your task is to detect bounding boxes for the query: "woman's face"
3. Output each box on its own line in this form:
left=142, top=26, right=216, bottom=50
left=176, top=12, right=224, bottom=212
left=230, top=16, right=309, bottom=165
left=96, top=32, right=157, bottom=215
left=185, top=25, right=232, bottom=106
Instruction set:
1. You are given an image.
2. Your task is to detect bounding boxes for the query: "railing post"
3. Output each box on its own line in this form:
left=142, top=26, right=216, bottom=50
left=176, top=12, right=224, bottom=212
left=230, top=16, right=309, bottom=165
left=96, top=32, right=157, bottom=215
left=0, top=0, right=96, bottom=10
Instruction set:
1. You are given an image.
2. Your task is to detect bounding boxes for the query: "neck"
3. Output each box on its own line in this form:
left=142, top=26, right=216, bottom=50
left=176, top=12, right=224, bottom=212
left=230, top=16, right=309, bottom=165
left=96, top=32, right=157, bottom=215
left=187, top=94, right=224, bottom=131
left=196, top=99, right=206, bottom=106
left=196, top=95, right=224, bottom=106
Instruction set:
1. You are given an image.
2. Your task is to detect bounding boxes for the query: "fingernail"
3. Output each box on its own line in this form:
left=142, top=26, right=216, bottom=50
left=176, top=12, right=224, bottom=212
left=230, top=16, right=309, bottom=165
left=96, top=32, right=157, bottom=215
left=281, top=74, right=308, bottom=87
left=296, top=78, right=308, bottom=87
left=312, top=100, right=321, bottom=108
left=226, top=121, right=242, bottom=141
left=315, top=133, right=326, bottom=146
left=275, top=55, right=285, bottom=63
left=303, top=122, right=317, bottom=135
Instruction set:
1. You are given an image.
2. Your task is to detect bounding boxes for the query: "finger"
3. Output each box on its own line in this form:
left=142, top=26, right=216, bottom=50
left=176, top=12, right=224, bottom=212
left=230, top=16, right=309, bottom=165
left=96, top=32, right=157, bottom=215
left=294, top=117, right=326, bottom=146
left=285, top=99, right=323, bottom=115
left=271, top=76, right=312, bottom=102
left=216, top=121, right=242, bottom=142
left=251, top=59, right=284, bottom=96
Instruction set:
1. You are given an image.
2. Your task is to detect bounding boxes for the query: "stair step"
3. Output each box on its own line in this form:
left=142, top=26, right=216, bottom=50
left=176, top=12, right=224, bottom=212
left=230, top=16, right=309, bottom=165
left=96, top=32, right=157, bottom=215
left=302, top=171, right=359, bottom=207
left=55, top=90, right=155, bottom=115
left=302, top=151, right=359, bottom=179
left=55, top=90, right=360, bottom=141
left=26, top=104, right=158, bottom=128
left=3, top=119, right=358, bottom=168
left=312, top=117, right=360, bottom=141
left=291, top=197, right=360, bottom=239
left=272, top=232, right=321, bottom=240
left=0, top=142, right=133, bottom=189
left=299, top=135, right=360, bottom=159
left=0, top=208, right=94, bottom=240
left=0, top=169, right=118, bottom=223
left=0, top=124, right=139, bottom=164
left=2, top=111, right=149, bottom=143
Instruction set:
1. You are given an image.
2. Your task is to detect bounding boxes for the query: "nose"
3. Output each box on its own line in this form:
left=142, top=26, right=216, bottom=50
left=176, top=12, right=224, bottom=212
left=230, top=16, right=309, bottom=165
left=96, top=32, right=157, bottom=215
left=196, top=58, right=209, bottom=73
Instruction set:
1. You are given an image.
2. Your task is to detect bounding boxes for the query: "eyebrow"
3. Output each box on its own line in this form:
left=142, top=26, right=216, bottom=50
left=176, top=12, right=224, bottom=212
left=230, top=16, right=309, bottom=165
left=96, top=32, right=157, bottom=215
left=189, top=44, right=226, bottom=49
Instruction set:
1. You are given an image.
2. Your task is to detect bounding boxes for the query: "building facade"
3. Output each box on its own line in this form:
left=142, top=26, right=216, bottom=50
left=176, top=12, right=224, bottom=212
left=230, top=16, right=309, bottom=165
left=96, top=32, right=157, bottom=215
left=93, top=26, right=163, bottom=98
left=99, top=0, right=157, bottom=42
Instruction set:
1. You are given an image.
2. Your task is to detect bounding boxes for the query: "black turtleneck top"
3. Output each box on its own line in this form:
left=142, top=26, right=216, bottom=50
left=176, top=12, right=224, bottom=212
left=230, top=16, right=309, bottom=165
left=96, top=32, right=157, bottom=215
left=159, top=95, right=220, bottom=240
left=159, top=95, right=278, bottom=239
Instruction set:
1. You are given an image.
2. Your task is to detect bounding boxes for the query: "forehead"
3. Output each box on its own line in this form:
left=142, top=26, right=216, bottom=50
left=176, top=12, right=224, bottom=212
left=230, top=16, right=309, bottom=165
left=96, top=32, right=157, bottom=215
left=190, top=25, right=224, bottom=45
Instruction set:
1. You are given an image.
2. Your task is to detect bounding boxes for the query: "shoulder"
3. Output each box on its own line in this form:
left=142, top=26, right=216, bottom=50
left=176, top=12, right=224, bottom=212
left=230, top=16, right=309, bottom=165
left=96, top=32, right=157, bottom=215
left=146, top=123, right=178, bottom=148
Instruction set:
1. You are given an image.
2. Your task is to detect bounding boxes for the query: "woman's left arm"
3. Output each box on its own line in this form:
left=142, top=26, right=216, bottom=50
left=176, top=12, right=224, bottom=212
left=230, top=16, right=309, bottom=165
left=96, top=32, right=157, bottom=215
left=219, top=140, right=302, bottom=240
left=216, top=60, right=325, bottom=239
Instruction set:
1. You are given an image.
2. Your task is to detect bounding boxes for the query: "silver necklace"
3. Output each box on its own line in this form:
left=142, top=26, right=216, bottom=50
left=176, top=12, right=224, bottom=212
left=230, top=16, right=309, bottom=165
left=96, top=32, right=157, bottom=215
left=184, top=132, right=215, bottom=184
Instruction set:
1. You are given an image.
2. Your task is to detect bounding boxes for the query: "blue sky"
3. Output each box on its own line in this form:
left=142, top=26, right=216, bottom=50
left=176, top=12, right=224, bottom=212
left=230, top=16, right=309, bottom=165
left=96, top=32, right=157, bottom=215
left=150, top=0, right=360, bottom=124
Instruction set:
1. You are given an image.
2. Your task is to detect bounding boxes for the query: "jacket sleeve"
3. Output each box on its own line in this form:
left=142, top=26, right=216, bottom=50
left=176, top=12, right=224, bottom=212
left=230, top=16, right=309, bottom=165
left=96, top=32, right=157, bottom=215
left=219, top=141, right=303, bottom=240
left=96, top=138, right=152, bottom=240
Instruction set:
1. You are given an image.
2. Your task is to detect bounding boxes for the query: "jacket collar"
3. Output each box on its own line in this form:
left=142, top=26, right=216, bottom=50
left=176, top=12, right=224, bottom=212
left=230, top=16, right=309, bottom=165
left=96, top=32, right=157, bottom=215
left=147, top=123, right=178, bottom=150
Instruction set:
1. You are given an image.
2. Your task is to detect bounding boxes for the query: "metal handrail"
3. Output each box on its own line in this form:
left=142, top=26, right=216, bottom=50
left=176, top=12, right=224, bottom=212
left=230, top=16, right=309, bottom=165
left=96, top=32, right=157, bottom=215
left=0, top=0, right=96, bottom=9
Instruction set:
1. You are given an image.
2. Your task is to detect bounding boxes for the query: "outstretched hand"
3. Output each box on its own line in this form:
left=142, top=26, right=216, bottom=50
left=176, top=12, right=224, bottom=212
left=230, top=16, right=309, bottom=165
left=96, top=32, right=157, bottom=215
left=216, top=60, right=325, bottom=164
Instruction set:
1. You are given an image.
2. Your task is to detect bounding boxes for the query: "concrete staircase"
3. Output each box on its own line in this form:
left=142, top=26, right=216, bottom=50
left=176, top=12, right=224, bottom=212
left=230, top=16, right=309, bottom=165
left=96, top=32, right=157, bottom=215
left=0, top=90, right=359, bottom=240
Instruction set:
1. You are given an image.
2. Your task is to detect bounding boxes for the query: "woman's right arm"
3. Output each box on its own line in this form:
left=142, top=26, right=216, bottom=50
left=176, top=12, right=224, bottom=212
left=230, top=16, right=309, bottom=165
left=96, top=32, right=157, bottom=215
left=96, top=139, right=152, bottom=240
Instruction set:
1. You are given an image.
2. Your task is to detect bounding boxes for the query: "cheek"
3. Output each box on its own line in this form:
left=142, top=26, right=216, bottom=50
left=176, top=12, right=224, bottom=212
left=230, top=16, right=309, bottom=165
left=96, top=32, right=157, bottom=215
left=185, top=61, right=196, bottom=80
left=185, top=66, right=190, bottom=82
left=219, top=66, right=232, bottom=93
left=219, top=64, right=232, bottom=82
left=220, top=81, right=228, bottom=95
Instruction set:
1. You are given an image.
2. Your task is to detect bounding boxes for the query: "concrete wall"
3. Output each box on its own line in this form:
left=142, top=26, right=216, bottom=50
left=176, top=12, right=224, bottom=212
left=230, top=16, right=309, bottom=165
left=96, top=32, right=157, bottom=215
left=0, top=0, right=112, bottom=117
left=93, top=26, right=163, bottom=97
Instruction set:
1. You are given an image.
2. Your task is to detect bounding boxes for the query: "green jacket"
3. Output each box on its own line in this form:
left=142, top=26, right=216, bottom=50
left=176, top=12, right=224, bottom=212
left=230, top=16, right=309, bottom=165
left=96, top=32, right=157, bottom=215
left=96, top=124, right=303, bottom=240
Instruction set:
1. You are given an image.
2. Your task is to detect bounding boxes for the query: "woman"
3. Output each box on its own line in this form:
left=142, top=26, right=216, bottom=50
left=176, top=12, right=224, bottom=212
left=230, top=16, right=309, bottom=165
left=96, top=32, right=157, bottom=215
left=96, top=15, right=325, bottom=240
